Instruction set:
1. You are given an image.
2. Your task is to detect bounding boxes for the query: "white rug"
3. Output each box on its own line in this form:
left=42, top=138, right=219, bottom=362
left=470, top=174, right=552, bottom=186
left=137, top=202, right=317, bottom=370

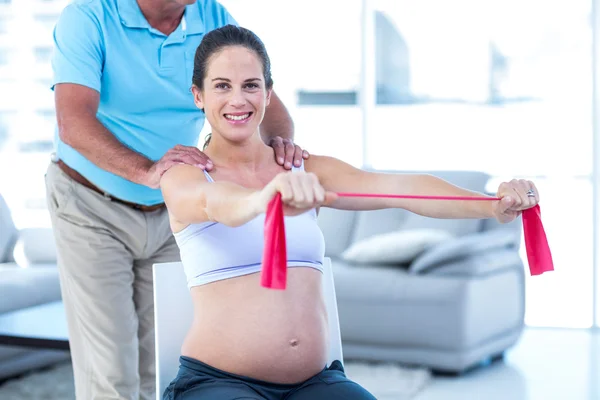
left=0, top=360, right=430, bottom=400
left=345, top=361, right=432, bottom=399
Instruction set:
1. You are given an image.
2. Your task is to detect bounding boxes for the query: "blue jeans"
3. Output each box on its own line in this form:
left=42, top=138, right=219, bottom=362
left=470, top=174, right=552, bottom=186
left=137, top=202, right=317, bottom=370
left=163, top=356, right=376, bottom=400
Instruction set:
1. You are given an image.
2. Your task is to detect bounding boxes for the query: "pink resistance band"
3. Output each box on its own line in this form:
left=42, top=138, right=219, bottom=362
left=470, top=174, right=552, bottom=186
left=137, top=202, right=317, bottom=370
left=261, top=193, right=554, bottom=290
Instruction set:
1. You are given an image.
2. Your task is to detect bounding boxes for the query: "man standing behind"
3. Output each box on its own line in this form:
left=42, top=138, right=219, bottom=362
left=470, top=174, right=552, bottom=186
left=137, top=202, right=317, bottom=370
left=46, top=1, right=306, bottom=399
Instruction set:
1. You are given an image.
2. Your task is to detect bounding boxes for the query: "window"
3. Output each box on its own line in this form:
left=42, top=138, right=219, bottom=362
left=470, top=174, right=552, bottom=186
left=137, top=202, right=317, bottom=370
left=0, top=48, right=13, bottom=66
left=33, top=46, right=52, bottom=64
left=0, top=110, right=16, bottom=151
left=216, top=0, right=364, bottom=166
left=0, top=7, right=56, bottom=229
left=0, top=17, right=9, bottom=34
left=365, top=0, right=593, bottom=328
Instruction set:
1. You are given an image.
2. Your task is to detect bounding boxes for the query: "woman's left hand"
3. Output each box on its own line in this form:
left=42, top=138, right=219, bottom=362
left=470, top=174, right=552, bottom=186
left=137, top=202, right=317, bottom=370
left=493, top=179, right=540, bottom=223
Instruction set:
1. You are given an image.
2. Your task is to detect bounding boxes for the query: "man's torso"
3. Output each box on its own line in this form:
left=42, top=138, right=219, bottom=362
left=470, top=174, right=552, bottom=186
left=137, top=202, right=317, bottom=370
left=53, top=0, right=235, bottom=205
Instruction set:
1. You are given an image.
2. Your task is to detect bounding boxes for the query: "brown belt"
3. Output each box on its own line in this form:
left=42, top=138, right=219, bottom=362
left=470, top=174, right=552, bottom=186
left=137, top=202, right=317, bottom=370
left=56, top=160, right=165, bottom=212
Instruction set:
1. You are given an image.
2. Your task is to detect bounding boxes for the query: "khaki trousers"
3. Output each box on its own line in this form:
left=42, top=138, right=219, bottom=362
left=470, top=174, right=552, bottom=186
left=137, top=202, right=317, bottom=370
left=45, top=161, right=180, bottom=400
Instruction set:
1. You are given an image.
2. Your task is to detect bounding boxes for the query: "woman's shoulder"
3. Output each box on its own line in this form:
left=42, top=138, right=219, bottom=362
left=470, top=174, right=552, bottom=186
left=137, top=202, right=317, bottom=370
left=303, top=154, right=366, bottom=189
left=161, top=164, right=211, bottom=186
left=160, top=164, right=212, bottom=203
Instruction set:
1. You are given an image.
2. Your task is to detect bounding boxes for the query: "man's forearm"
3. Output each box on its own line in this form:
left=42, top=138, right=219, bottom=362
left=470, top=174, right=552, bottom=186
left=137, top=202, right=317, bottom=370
left=260, top=91, right=294, bottom=142
left=59, top=116, right=152, bottom=185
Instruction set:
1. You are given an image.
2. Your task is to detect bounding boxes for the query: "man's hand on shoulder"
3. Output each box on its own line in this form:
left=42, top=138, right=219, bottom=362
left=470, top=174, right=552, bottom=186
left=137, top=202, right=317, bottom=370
left=141, top=145, right=213, bottom=189
left=268, top=136, right=309, bottom=170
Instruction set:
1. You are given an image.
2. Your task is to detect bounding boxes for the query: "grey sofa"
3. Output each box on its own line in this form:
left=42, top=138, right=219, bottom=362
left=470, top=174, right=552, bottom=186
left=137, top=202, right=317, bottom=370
left=317, top=170, right=525, bottom=373
left=0, top=193, right=68, bottom=381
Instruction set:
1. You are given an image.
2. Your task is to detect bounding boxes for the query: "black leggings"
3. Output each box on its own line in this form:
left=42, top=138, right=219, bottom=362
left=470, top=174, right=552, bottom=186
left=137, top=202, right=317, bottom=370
left=163, top=356, right=376, bottom=400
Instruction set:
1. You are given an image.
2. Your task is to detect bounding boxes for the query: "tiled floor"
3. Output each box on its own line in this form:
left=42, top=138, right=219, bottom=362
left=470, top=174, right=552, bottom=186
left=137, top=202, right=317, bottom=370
left=413, top=328, right=600, bottom=400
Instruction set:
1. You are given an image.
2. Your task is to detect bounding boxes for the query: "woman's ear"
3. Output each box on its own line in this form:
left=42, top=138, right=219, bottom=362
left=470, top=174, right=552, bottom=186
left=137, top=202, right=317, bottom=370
left=191, top=85, right=204, bottom=110
left=265, top=88, right=273, bottom=107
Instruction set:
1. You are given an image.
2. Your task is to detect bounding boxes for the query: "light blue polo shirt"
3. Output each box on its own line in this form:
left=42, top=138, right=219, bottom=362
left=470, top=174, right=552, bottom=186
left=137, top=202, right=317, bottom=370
left=51, top=0, right=237, bottom=205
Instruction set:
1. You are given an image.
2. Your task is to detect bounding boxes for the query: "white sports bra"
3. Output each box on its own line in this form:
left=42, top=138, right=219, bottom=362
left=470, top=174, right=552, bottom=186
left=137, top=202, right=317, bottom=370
left=173, top=165, right=326, bottom=288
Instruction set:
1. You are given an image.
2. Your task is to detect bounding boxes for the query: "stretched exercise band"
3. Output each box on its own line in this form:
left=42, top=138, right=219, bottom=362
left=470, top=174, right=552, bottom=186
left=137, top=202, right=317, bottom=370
left=261, top=193, right=554, bottom=290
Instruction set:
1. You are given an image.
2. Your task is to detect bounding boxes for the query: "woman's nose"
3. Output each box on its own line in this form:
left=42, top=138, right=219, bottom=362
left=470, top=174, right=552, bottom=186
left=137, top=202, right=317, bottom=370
left=228, top=88, right=247, bottom=107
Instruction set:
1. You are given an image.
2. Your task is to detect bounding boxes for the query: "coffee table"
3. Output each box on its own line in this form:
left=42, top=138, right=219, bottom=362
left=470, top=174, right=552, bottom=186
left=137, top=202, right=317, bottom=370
left=0, top=301, right=69, bottom=350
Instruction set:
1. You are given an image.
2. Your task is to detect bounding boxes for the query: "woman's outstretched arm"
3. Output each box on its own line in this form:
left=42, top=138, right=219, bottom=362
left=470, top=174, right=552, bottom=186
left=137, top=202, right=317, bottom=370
left=160, top=165, right=261, bottom=227
left=305, top=155, right=537, bottom=221
left=160, top=164, right=337, bottom=228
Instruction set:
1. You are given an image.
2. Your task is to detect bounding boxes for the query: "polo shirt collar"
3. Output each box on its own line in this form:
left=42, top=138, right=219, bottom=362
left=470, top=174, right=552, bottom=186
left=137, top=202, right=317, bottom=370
left=117, top=0, right=205, bottom=35
left=116, top=0, right=149, bottom=29
left=183, top=3, right=205, bottom=35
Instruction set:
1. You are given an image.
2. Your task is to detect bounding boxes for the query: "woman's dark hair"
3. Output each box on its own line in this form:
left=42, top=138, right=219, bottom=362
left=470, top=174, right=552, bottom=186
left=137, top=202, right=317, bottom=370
left=192, top=25, right=273, bottom=149
left=192, top=24, right=274, bottom=91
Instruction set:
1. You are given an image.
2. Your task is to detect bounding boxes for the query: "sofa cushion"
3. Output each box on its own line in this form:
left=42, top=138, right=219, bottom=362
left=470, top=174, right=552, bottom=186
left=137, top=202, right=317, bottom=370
left=349, top=207, right=483, bottom=245
left=409, top=229, right=522, bottom=274
left=0, top=266, right=62, bottom=314
left=341, top=229, right=454, bottom=265
left=400, top=215, right=483, bottom=238
left=317, top=207, right=356, bottom=258
left=13, top=228, right=57, bottom=266
left=350, top=208, right=410, bottom=244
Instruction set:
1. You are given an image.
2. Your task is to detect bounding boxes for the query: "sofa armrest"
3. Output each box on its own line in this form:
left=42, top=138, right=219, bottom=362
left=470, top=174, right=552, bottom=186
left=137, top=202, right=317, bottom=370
left=0, top=267, right=62, bottom=313
left=13, top=228, right=57, bottom=266
left=409, top=229, right=520, bottom=275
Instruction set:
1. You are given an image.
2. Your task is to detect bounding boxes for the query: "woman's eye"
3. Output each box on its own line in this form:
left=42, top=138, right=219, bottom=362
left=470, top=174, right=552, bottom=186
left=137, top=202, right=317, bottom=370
left=244, top=83, right=259, bottom=89
left=215, top=83, right=230, bottom=89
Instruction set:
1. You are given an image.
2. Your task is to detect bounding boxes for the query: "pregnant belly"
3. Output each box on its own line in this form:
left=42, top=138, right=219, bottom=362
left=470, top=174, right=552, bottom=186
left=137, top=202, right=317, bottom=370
left=181, top=268, right=330, bottom=384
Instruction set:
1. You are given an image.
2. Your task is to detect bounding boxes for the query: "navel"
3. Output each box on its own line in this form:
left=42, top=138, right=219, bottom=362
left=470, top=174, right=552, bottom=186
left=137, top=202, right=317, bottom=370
left=289, top=338, right=299, bottom=347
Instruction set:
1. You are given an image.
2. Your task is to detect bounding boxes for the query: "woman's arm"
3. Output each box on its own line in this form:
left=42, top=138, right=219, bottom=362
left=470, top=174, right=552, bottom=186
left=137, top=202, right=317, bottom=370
left=161, top=164, right=339, bottom=227
left=160, top=165, right=261, bottom=227
left=305, top=155, right=495, bottom=219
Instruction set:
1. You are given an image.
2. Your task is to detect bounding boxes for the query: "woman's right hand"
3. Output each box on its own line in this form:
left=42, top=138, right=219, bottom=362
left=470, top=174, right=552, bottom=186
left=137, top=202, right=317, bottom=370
left=254, top=171, right=338, bottom=216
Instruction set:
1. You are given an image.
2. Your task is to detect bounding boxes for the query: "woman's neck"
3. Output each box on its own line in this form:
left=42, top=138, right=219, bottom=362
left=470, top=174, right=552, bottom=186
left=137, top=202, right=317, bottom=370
left=205, top=133, right=272, bottom=173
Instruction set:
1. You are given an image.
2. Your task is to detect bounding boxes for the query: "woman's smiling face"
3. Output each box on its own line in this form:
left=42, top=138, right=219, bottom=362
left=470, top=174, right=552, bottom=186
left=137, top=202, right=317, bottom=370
left=193, top=45, right=271, bottom=143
